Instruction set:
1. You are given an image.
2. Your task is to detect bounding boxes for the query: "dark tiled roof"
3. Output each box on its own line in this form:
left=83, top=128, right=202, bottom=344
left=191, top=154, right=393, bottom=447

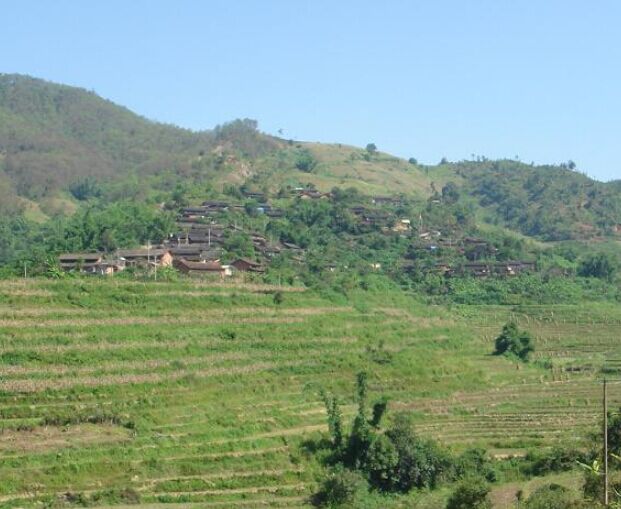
left=59, top=253, right=103, bottom=262
left=176, top=259, right=224, bottom=271
left=117, top=249, right=170, bottom=258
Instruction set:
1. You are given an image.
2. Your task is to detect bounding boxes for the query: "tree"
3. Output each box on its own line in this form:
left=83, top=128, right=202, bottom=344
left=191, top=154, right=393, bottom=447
left=316, top=377, right=452, bottom=498
left=366, top=434, right=399, bottom=491
left=69, top=177, right=101, bottom=201
left=408, top=157, right=418, bottom=165
left=320, top=389, right=344, bottom=450
left=222, top=232, right=255, bottom=258
left=442, top=182, right=460, bottom=204
left=386, top=413, right=451, bottom=492
left=605, top=406, right=621, bottom=465
left=365, top=143, right=377, bottom=154
left=445, top=478, right=492, bottom=509
left=244, top=200, right=260, bottom=217
left=295, top=149, right=317, bottom=172
left=168, top=183, right=189, bottom=209
left=345, top=372, right=373, bottom=468
left=493, top=322, right=534, bottom=361
left=578, top=253, right=617, bottom=281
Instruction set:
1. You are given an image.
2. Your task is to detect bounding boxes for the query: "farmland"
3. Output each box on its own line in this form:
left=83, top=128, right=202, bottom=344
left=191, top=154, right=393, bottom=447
left=1, top=278, right=621, bottom=508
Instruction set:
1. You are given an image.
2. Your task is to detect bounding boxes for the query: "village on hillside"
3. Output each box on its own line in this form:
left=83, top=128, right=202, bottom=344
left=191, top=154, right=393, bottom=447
left=57, top=187, right=538, bottom=280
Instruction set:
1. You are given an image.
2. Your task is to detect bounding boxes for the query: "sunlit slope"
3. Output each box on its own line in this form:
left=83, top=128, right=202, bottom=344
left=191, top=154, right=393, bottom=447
left=1, top=279, right=621, bottom=507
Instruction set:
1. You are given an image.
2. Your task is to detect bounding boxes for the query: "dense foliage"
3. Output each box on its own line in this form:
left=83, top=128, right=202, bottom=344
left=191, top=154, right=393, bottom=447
left=314, top=373, right=498, bottom=506
left=455, top=159, right=621, bottom=240
left=445, top=477, right=492, bottom=509
left=493, top=322, right=534, bottom=361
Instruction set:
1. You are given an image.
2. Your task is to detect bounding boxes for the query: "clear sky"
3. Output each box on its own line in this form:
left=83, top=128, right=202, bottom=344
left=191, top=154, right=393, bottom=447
left=1, top=1, right=619, bottom=181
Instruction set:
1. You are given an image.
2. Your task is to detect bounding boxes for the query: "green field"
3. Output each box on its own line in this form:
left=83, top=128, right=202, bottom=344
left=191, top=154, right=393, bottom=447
left=1, top=278, right=620, bottom=508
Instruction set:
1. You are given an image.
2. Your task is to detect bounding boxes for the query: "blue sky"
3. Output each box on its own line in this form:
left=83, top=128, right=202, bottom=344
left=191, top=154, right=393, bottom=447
left=1, top=1, right=619, bottom=181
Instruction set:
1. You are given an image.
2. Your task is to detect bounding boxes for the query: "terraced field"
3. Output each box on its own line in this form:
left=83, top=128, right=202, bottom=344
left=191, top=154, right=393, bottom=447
left=1, top=279, right=620, bottom=508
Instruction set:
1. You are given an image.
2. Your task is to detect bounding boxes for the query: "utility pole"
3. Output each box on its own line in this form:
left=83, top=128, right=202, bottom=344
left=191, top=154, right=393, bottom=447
left=23, top=261, right=27, bottom=279
left=604, top=377, right=609, bottom=506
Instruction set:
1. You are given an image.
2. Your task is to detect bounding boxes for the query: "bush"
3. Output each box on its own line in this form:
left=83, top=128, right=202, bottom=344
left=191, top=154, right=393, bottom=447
left=295, top=149, right=317, bottom=172
left=493, top=322, right=534, bottom=361
left=578, top=253, right=617, bottom=281
left=454, top=448, right=497, bottom=482
left=524, top=484, right=572, bottom=509
left=313, top=467, right=367, bottom=507
left=445, top=477, right=492, bottom=509
left=525, top=447, right=586, bottom=476
left=365, top=434, right=399, bottom=491
left=317, top=376, right=453, bottom=496
left=386, top=413, right=453, bottom=492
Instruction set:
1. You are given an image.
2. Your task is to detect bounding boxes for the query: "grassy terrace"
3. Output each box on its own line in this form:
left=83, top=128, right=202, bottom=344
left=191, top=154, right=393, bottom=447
left=0, top=279, right=620, bottom=508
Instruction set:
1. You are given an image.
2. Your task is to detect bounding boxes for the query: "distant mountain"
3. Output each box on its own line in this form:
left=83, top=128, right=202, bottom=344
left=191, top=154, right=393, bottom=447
left=1, top=73, right=619, bottom=242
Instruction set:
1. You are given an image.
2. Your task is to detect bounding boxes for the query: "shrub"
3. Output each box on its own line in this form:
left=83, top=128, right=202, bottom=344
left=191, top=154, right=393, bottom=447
left=578, top=252, right=617, bottom=281
left=365, top=434, right=399, bottom=491
left=386, top=413, right=453, bottom=492
left=312, top=467, right=367, bottom=507
left=493, top=322, right=534, bottom=361
left=454, top=448, right=497, bottom=482
left=445, top=477, right=492, bottom=509
left=317, top=376, right=453, bottom=496
left=295, top=149, right=317, bottom=172
left=524, top=483, right=572, bottom=509
left=525, top=447, right=586, bottom=476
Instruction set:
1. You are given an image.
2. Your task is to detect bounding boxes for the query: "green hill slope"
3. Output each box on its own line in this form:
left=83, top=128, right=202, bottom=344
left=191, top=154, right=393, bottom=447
left=1, top=279, right=620, bottom=508
left=1, top=74, right=620, bottom=243
left=0, top=74, right=277, bottom=209
left=452, top=160, right=621, bottom=240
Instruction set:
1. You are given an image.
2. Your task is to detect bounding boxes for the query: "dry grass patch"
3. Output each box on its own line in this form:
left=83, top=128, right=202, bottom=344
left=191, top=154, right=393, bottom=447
left=0, top=360, right=310, bottom=393
left=0, top=423, right=131, bottom=455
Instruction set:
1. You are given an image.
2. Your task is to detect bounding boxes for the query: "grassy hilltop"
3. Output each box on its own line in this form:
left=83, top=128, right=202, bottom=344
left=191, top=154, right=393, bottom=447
left=1, top=278, right=621, bottom=508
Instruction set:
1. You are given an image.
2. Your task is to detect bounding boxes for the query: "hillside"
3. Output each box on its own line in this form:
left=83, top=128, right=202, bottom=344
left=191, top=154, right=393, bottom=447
left=451, top=160, right=621, bottom=240
left=3, top=75, right=621, bottom=507
left=0, top=74, right=279, bottom=215
left=1, top=74, right=620, bottom=244
left=1, top=279, right=621, bottom=508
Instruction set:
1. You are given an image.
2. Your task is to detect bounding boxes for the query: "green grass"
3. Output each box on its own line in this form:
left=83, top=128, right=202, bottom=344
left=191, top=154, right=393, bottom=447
left=0, top=278, right=620, bottom=508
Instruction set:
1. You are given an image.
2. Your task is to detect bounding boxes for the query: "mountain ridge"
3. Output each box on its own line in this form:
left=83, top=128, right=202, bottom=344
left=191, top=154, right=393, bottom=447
left=1, top=73, right=619, bottom=243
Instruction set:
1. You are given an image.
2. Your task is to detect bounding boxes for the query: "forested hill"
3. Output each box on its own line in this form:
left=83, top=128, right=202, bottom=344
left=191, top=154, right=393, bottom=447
left=1, top=73, right=620, bottom=243
left=452, top=160, right=621, bottom=240
left=0, top=74, right=279, bottom=209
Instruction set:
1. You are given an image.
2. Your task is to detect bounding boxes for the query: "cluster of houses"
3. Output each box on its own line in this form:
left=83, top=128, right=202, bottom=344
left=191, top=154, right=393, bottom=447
left=174, top=210, right=304, bottom=264
left=404, top=235, right=537, bottom=278
left=57, top=188, right=541, bottom=280
left=57, top=194, right=306, bottom=277
left=59, top=248, right=265, bottom=278
left=180, top=200, right=285, bottom=220
left=437, top=260, right=536, bottom=277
